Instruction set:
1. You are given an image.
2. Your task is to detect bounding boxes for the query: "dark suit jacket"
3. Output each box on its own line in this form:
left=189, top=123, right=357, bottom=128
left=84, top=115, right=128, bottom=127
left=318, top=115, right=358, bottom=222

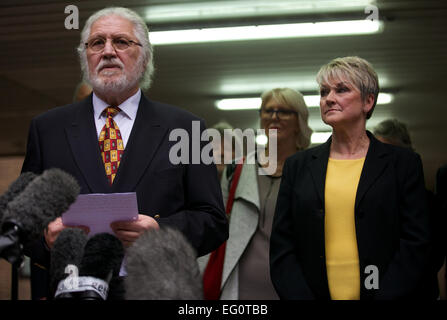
left=270, top=131, right=431, bottom=300
left=22, top=92, right=228, bottom=299
left=435, top=164, right=447, bottom=288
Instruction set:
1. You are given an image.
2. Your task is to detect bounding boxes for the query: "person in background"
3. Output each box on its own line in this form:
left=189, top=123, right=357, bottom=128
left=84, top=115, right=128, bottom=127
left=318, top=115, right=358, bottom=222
left=373, top=118, right=413, bottom=150
left=200, top=88, right=312, bottom=299
left=270, top=56, right=430, bottom=299
left=21, top=7, right=227, bottom=300
left=373, top=118, right=443, bottom=300
left=73, top=81, right=93, bottom=102
left=210, top=121, right=239, bottom=182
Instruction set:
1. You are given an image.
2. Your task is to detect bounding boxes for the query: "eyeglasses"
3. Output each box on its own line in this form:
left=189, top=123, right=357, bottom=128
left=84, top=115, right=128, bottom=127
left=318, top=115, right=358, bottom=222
left=85, top=37, right=143, bottom=52
left=260, top=108, right=298, bottom=120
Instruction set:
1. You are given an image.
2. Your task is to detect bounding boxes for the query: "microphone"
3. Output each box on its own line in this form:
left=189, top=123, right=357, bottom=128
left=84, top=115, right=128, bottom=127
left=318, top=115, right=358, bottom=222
left=77, top=233, right=125, bottom=300
left=50, top=228, right=88, bottom=299
left=0, top=172, right=36, bottom=224
left=0, top=168, right=80, bottom=265
left=125, top=227, right=203, bottom=300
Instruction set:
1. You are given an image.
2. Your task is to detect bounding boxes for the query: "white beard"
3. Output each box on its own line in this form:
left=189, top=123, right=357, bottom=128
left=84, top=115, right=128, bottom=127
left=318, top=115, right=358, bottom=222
left=87, top=56, right=144, bottom=97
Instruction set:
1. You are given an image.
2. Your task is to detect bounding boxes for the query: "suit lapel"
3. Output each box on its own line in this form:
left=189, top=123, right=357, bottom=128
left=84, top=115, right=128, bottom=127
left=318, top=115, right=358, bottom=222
left=355, top=131, right=390, bottom=210
left=233, top=154, right=261, bottom=210
left=65, top=95, right=111, bottom=192
left=308, top=139, right=331, bottom=206
left=111, top=94, right=168, bottom=192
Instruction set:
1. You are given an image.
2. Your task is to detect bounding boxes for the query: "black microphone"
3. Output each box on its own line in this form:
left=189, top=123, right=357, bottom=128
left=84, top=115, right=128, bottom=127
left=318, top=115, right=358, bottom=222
left=0, top=172, right=36, bottom=224
left=77, top=233, right=124, bottom=300
left=125, top=227, right=203, bottom=300
left=51, top=228, right=88, bottom=299
left=0, top=168, right=80, bottom=265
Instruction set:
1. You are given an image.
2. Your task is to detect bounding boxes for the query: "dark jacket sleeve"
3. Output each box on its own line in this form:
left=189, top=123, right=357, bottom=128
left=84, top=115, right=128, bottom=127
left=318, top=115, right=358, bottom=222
left=156, top=119, right=228, bottom=257
left=270, top=157, right=315, bottom=299
left=22, top=118, right=45, bottom=260
left=374, top=152, right=431, bottom=299
left=22, top=118, right=43, bottom=175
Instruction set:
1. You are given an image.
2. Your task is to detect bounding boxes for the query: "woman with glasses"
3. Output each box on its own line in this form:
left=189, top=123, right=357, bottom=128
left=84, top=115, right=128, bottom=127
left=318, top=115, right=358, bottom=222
left=201, top=88, right=312, bottom=300
left=270, top=56, right=431, bottom=300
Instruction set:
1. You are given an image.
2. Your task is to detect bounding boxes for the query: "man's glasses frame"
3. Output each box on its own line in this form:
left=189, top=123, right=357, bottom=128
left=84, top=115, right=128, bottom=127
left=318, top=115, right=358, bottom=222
left=85, top=37, right=143, bottom=52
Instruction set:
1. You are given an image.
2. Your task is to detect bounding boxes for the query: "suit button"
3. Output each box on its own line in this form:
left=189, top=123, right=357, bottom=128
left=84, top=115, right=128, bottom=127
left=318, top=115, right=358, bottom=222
left=154, top=214, right=160, bottom=219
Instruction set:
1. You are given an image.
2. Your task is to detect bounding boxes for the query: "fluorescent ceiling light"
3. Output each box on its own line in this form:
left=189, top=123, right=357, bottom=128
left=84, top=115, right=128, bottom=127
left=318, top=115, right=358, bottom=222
left=218, top=76, right=390, bottom=95
left=311, top=132, right=332, bottom=144
left=304, top=93, right=393, bottom=107
left=219, top=78, right=319, bottom=95
left=256, top=131, right=332, bottom=145
left=255, top=134, right=268, bottom=146
left=217, top=98, right=261, bottom=110
left=304, top=95, right=321, bottom=108
left=215, top=93, right=393, bottom=110
left=376, top=93, right=393, bottom=104
left=150, top=20, right=383, bottom=45
left=146, top=0, right=373, bottom=23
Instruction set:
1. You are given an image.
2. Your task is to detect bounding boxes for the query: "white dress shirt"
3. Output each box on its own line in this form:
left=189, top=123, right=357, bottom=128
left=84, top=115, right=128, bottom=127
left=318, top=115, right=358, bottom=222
left=92, top=89, right=141, bottom=148
left=92, top=90, right=141, bottom=277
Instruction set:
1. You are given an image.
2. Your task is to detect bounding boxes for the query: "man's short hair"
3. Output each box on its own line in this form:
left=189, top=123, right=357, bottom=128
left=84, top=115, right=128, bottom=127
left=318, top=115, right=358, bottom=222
left=373, top=118, right=413, bottom=150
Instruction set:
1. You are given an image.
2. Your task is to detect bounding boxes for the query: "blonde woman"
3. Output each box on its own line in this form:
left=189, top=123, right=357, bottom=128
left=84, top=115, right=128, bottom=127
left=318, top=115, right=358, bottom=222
left=270, top=57, right=430, bottom=300
left=201, top=88, right=312, bottom=299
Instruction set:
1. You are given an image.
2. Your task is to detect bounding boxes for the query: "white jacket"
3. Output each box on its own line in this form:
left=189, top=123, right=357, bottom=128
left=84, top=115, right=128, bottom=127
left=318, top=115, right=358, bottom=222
left=198, top=152, right=261, bottom=299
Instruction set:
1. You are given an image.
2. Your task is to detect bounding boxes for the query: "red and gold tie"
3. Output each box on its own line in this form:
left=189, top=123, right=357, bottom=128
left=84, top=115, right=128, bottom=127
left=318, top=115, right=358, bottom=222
left=99, top=106, right=124, bottom=184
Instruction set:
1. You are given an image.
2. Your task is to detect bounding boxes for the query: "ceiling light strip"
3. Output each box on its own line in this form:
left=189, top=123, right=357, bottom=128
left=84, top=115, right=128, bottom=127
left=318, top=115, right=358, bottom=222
left=150, top=20, right=382, bottom=45
left=145, top=0, right=373, bottom=23
left=215, top=93, right=393, bottom=110
left=255, top=131, right=332, bottom=145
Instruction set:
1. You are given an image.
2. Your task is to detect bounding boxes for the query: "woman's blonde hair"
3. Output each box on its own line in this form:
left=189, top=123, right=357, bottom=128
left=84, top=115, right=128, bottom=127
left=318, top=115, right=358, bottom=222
left=260, top=88, right=312, bottom=150
left=316, top=56, right=379, bottom=119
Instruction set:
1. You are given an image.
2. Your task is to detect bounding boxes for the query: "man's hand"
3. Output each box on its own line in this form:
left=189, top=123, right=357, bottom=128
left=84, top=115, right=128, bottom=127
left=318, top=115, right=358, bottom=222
left=110, top=214, right=160, bottom=248
left=44, top=217, right=90, bottom=249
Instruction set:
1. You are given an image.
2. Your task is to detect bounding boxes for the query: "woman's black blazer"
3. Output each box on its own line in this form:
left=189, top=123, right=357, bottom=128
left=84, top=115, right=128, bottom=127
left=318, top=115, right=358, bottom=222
left=270, top=131, right=431, bottom=300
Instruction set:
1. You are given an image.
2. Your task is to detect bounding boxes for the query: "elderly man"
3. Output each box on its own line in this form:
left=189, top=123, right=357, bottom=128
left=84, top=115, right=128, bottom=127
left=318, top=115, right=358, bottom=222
left=22, top=7, right=227, bottom=300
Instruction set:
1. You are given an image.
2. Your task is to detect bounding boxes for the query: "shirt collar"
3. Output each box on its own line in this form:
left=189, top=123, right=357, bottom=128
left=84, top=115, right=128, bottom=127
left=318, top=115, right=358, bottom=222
left=93, top=89, right=141, bottom=120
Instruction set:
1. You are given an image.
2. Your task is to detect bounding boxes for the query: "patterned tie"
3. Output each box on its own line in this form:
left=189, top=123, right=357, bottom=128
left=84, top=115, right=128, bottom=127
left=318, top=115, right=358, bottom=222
left=98, top=106, right=124, bottom=184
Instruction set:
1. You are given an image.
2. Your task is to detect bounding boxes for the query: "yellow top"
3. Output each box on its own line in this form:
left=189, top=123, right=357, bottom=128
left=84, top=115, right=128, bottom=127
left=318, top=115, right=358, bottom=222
left=324, top=157, right=365, bottom=300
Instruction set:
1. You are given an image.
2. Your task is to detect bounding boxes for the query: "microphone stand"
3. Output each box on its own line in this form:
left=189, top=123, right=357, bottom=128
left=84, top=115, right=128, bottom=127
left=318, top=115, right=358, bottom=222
left=0, top=220, right=24, bottom=300
left=11, top=262, right=19, bottom=300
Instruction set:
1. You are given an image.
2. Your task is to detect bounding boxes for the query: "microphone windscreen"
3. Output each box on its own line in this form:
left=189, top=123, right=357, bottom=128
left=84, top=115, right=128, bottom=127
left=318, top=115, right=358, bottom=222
left=0, top=172, right=36, bottom=223
left=107, top=275, right=126, bottom=301
left=79, top=233, right=124, bottom=280
left=2, top=168, right=80, bottom=241
left=125, top=227, right=203, bottom=300
left=50, top=228, right=88, bottom=298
